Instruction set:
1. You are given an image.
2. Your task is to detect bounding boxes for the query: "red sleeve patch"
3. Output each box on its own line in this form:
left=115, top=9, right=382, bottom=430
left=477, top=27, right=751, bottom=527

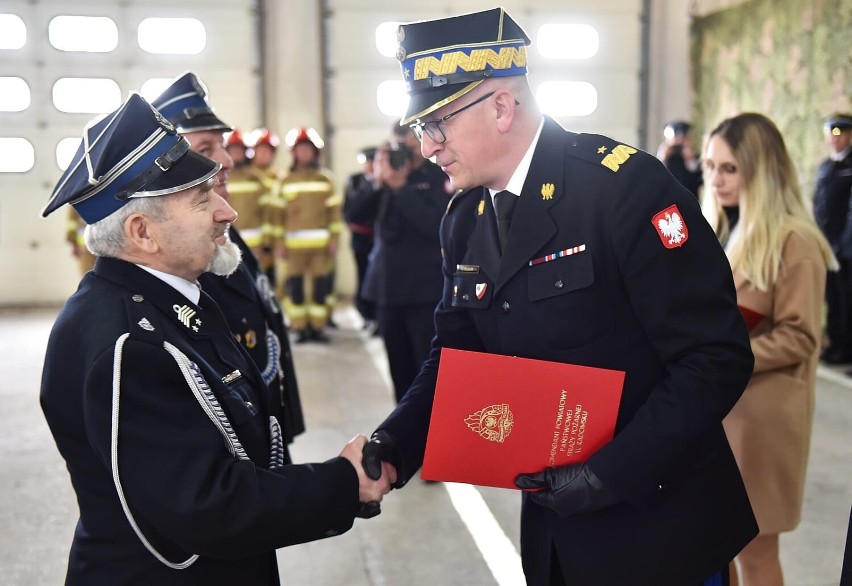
left=651, top=204, right=689, bottom=248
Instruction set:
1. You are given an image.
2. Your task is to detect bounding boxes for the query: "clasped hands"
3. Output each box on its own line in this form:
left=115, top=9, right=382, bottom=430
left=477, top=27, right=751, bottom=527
left=345, top=431, right=618, bottom=519
left=339, top=434, right=397, bottom=520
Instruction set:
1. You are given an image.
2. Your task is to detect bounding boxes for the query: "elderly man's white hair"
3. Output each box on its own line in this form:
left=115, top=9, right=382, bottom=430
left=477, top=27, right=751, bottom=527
left=84, top=195, right=242, bottom=277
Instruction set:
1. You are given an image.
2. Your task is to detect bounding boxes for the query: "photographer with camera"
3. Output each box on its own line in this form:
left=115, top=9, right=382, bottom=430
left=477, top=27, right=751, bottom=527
left=347, top=125, right=453, bottom=402
left=657, top=120, right=703, bottom=199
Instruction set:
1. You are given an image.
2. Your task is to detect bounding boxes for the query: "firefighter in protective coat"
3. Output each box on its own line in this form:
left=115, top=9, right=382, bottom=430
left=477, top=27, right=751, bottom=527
left=279, top=127, right=342, bottom=343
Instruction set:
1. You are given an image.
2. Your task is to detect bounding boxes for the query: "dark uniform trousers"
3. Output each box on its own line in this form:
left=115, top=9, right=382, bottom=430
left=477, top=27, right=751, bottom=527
left=343, top=172, right=377, bottom=322
left=199, top=227, right=305, bottom=444
left=40, top=257, right=359, bottom=585
left=376, top=118, right=757, bottom=585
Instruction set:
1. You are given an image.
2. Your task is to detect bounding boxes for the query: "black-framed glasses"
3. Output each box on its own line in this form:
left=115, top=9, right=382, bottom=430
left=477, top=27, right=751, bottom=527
left=410, top=92, right=495, bottom=144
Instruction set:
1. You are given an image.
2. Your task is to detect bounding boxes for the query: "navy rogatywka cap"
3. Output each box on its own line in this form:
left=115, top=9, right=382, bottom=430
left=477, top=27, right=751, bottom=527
left=42, top=92, right=221, bottom=224
left=151, top=71, right=232, bottom=134
left=396, top=7, right=531, bottom=125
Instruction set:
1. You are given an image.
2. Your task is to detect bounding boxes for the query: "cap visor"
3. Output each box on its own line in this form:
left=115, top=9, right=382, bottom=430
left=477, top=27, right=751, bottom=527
left=402, top=82, right=481, bottom=125
left=175, top=113, right=232, bottom=134
left=135, top=149, right=220, bottom=197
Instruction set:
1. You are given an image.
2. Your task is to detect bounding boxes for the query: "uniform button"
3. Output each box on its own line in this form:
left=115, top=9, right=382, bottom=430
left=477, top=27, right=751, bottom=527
left=502, top=301, right=510, bottom=312
left=555, top=280, right=564, bottom=288
left=462, top=294, right=470, bottom=301
left=245, top=401, right=254, bottom=411
left=132, top=294, right=144, bottom=302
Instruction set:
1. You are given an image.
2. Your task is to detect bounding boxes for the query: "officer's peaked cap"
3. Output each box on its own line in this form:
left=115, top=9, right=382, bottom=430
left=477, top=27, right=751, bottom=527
left=151, top=71, right=232, bottom=134
left=42, top=93, right=220, bottom=224
left=824, top=114, right=852, bottom=135
left=397, top=7, right=531, bottom=125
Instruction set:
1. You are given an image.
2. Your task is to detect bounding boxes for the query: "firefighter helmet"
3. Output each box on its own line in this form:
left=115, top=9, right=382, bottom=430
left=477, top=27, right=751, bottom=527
left=284, top=127, right=324, bottom=150
left=225, top=129, right=246, bottom=148
left=248, top=128, right=280, bottom=149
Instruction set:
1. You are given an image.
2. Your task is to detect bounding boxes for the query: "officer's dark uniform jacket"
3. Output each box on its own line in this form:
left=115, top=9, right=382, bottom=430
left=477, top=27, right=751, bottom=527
left=813, top=148, right=852, bottom=256
left=199, top=227, right=304, bottom=446
left=377, top=118, right=758, bottom=585
left=41, top=257, right=359, bottom=585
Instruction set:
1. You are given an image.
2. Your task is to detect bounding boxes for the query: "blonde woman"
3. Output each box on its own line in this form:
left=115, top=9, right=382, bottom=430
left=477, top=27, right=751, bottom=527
left=702, top=112, right=837, bottom=586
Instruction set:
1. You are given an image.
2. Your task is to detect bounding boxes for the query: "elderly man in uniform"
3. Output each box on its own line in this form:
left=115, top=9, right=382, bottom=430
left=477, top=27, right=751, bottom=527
left=362, top=8, right=757, bottom=585
left=39, top=93, right=391, bottom=585
left=152, top=71, right=305, bottom=447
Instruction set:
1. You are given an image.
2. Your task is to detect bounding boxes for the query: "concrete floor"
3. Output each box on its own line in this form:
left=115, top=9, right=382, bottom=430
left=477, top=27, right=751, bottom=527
left=1, top=305, right=850, bottom=585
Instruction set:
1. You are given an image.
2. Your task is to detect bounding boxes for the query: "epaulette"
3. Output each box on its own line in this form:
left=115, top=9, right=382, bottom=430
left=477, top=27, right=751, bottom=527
left=567, top=133, right=641, bottom=174
left=122, top=292, right=165, bottom=346
left=445, top=187, right=477, bottom=214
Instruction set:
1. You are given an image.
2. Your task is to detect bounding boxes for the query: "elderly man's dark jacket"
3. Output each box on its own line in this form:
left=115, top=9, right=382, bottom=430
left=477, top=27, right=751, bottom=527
left=377, top=118, right=757, bottom=585
left=199, top=228, right=304, bottom=444
left=41, top=257, right=358, bottom=585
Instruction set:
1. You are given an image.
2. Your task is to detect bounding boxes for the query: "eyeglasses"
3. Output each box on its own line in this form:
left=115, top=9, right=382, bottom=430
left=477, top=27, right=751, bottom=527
left=410, top=92, right=495, bottom=144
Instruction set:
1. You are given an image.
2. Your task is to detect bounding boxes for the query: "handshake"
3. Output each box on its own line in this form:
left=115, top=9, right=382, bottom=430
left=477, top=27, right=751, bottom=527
left=339, top=431, right=401, bottom=520
left=342, top=430, right=619, bottom=520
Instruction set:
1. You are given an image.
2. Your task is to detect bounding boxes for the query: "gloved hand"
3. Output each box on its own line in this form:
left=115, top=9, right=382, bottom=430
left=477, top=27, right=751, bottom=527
left=362, top=430, right=404, bottom=487
left=355, top=501, right=381, bottom=520
left=515, top=462, right=618, bottom=517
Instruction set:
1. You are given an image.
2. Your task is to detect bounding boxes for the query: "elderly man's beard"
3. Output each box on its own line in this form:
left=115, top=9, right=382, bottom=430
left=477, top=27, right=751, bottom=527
left=207, top=235, right=242, bottom=276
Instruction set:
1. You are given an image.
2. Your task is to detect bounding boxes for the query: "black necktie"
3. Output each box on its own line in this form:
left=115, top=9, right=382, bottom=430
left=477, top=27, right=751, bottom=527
left=494, top=190, right=517, bottom=253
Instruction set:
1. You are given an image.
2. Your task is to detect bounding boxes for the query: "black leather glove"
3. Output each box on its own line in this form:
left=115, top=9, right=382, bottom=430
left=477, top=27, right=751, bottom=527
left=515, top=462, right=618, bottom=517
left=361, top=429, right=404, bottom=487
left=355, top=501, right=381, bottom=520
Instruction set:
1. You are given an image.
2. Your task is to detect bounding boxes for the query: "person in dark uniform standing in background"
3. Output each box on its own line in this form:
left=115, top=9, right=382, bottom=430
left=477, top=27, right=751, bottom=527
left=813, top=114, right=852, bottom=365
left=39, top=93, right=391, bottom=586
left=343, top=146, right=379, bottom=332
left=361, top=7, right=757, bottom=585
left=152, top=72, right=305, bottom=445
left=657, top=120, right=703, bottom=199
left=347, top=125, right=453, bottom=402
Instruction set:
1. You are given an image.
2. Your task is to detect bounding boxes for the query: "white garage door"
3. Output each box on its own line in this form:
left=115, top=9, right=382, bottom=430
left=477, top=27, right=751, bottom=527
left=0, top=0, right=258, bottom=304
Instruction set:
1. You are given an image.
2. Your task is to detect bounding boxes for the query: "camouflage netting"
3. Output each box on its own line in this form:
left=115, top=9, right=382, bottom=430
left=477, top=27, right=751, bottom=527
left=691, top=0, right=851, bottom=197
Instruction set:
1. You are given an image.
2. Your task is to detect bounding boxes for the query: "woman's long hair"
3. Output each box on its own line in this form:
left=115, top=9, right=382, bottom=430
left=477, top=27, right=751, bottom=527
left=701, top=112, right=836, bottom=291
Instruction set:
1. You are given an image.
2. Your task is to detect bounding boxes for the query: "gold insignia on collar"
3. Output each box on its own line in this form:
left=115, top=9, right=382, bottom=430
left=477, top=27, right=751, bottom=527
left=477, top=199, right=485, bottom=215
left=541, top=183, right=555, bottom=200
left=601, top=145, right=638, bottom=172
left=597, top=146, right=607, bottom=154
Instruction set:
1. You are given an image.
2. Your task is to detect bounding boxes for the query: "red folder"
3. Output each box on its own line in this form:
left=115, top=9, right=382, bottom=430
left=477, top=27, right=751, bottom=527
left=738, top=305, right=765, bottom=331
left=421, top=348, right=624, bottom=489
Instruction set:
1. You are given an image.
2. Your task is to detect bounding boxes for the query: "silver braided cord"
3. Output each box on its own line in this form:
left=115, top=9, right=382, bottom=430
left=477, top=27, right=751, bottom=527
left=261, top=330, right=282, bottom=386
left=111, top=334, right=199, bottom=570
left=164, top=343, right=250, bottom=462
left=268, top=416, right=285, bottom=469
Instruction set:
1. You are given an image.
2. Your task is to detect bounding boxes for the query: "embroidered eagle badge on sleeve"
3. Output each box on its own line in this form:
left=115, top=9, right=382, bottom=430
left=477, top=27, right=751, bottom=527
left=652, top=204, right=688, bottom=248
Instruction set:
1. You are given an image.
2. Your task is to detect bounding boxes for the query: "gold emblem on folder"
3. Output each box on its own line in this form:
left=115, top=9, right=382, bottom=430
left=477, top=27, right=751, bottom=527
left=465, top=403, right=514, bottom=443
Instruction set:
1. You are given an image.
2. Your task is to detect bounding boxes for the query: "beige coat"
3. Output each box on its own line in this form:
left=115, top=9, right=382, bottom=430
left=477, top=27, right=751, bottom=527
left=724, top=229, right=827, bottom=534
